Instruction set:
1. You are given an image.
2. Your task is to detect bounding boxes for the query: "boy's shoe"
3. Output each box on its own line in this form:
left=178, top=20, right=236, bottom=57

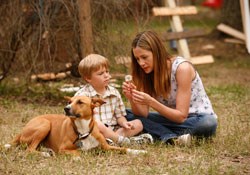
left=175, top=134, right=191, bottom=146
left=117, top=136, right=131, bottom=146
left=106, top=136, right=131, bottom=146
left=130, top=133, right=154, bottom=145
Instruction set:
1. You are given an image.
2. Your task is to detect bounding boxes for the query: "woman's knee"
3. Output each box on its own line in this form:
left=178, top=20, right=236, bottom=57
left=194, top=115, right=218, bottom=137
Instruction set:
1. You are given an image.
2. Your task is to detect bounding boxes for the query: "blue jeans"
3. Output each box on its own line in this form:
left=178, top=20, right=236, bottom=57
left=126, top=109, right=217, bottom=142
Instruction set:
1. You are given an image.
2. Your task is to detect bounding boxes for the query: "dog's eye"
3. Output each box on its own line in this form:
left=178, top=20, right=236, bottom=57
left=67, top=101, right=71, bottom=104
left=77, top=100, right=84, bottom=105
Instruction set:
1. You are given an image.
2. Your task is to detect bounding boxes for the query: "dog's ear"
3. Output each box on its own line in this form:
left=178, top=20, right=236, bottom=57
left=91, top=98, right=106, bottom=107
left=64, top=96, right=71, bottom=101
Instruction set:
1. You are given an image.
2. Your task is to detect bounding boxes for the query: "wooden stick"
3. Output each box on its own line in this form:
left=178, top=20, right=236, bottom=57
left=162, top=29, right=207, bottom=41
left=224, top=38, right=245, bottom=45
left=217, top=23, right=245, bottom=41
left=152, top=6, right=197, bottom=16
left=190, top=55, right=214, bottom=65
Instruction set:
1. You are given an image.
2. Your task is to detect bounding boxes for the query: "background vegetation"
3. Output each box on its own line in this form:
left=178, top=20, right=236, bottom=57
left=1, top=0, right=250, bottom=174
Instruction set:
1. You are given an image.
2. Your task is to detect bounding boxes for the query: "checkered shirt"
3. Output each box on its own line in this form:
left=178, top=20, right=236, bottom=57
left=74, top=84, right=127, bottom=127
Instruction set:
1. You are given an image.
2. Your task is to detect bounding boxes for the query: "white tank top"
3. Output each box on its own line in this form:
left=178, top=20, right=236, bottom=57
left=158, top=57, right=217, bottom=118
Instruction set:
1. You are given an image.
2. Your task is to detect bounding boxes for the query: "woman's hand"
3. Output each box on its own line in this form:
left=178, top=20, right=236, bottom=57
left=122, top=82, right=150, bottom=117
left=131, top=89, right=153, bottom=106
left=122, top=81, right=136, bottom=100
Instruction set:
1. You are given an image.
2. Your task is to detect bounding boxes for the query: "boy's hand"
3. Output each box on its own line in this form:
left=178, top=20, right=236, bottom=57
left=122, top=121, right=135, bottom=130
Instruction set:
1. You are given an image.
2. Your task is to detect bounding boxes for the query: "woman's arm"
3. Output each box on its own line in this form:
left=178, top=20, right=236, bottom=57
left=129, top=98, right=149, bottom=117
left=130, top=62, right=195, bottom=123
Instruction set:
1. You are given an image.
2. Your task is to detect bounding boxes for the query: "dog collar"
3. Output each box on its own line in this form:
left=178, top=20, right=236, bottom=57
left=73, top=125, right=94, bottom=144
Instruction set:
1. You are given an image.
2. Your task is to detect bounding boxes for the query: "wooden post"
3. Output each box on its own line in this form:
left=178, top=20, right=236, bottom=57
left=240, top=0, right=250, bottom=54
left=165, top=0, right=191, bottom=59
left=152, top=0, right=214, bottom=64
left=77, top=0, right=94, bottom=58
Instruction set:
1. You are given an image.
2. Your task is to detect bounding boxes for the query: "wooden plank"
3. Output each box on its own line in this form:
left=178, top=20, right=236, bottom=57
left=190, top=55, right=214, bottom=65
left=114, top=55, right=214, bottom=65
left=166, top=0, right=191, bottom=59
left=217, top=23, right=245, bottom=41
left=152, top=6, right=197, bottom=16
left=162, top=29, right=207, bottom=41
left=224, top=38, right=245, bottom=44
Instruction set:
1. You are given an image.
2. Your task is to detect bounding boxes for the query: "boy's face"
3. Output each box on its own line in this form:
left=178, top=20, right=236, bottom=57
left=85, top=66, right=111, bottom=89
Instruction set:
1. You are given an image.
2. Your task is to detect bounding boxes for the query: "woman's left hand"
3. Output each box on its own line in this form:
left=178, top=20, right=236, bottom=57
left=122, top=81, right=136, bottom=100
left=131, top=89, right=153, bottom=106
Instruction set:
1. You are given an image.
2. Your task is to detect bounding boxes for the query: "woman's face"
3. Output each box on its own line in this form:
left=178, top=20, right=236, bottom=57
left=133, top=47, right=154, bottom=74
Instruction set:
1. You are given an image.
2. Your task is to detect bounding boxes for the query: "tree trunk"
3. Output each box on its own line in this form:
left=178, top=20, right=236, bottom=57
left=77, top=0, right=94, bottom=58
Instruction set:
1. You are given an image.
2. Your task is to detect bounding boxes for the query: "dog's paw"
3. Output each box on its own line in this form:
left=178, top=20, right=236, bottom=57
left=4, top=144, right=12, bottom=150
left=127, top=149, right=147, bottom=155
left=41, top=152, right=52, bottom=157
left=40, top=147, right=55, bottom=157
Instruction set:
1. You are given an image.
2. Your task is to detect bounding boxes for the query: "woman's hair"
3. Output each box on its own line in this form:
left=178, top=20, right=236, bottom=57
left=78, top=54, right=109, bottom=80
left=131, top=30, right=172, bottom=98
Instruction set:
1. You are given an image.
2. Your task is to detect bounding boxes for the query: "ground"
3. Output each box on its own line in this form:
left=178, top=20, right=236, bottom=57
left=0, top=6, right=250, bottom=174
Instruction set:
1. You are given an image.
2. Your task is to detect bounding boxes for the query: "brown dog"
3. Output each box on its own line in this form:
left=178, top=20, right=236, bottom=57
left=6, top=96, right=146, bottom=155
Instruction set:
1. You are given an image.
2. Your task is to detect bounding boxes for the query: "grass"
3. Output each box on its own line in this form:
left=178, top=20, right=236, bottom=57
left=1, top=56, right=250, bottom=175
left=1, top=7, right=250, bottom=175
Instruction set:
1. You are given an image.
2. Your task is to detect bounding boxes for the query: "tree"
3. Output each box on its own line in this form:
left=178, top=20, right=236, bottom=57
left=77, top=0, right=94, bottom=58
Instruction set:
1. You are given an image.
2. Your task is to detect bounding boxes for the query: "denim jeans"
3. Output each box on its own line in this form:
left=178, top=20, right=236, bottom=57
left=126, top=109, right=218, bottom=142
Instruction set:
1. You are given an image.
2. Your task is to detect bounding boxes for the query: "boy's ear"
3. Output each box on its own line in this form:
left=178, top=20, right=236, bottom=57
left=84, top=76, right=91, bottom=83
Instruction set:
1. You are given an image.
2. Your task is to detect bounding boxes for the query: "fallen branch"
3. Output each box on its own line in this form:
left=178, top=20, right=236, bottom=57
left=31, top=71, right=70, bottom=81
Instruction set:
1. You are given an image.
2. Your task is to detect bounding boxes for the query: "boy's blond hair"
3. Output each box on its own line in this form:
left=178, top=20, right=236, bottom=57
left=78, top=54, right=109, bottom=80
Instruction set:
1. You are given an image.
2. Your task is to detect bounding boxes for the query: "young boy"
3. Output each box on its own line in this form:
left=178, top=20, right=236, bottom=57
left=74, top=54, right=153, bottom=146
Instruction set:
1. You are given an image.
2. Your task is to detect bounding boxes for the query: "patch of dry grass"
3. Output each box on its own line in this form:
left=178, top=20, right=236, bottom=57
left=1, top=56, right=250, bottom=175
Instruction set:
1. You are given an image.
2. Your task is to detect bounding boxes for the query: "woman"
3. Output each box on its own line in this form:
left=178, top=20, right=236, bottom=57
left=122, top=30, right=217, bottom=145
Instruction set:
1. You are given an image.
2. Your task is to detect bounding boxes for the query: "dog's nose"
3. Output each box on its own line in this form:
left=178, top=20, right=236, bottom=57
left=64, top=105, right=71, bottom=115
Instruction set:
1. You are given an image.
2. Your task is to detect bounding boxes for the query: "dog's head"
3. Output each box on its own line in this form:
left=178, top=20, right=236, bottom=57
left=64, top=96, right=105, bottom=119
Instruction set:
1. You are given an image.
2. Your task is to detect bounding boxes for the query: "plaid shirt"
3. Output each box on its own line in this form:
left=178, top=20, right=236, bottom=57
left=74, top=84, right=127, bottom=127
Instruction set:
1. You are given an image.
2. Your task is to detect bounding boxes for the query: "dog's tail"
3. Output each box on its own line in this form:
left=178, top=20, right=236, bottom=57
left=12, top=134, right=21, bottom=145
left=4, top=134, right=21, bottom=149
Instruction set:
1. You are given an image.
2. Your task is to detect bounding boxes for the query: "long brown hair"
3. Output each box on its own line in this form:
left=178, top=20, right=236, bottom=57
left=131, top=30, right=172, bottom=98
